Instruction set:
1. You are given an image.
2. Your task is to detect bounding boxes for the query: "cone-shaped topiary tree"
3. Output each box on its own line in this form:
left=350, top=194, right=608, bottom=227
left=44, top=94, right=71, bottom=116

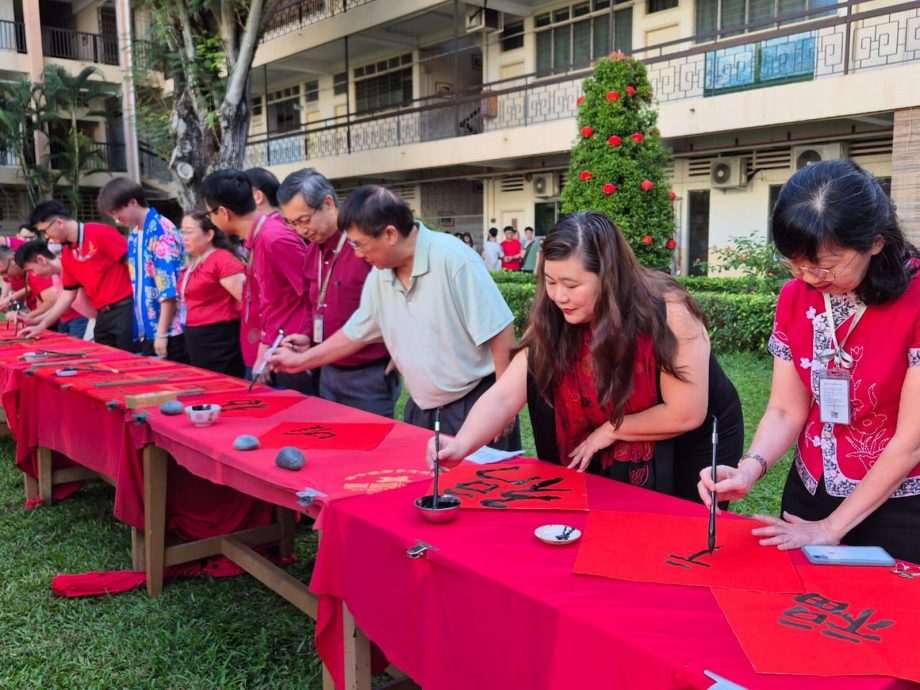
left=561, top=53, right=677, bottom=268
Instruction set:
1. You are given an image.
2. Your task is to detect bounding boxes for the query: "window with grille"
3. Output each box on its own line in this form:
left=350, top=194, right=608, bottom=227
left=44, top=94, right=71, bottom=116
left=695, top=0, right=836, bottom=38
left=535, top=1, right=632, bottom=76
left=353, top=53, right=413, bottom=113
left=501, top=21, right=525, bottom=51
left=648, top=0, right=678, bottom=12
left=333, top=72, right=347, bottom=96
left=305, top=80, right=319, bottom=103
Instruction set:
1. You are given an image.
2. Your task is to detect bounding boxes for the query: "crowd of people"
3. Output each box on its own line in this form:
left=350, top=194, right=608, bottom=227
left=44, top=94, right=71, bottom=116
left=2, top=159, right=918, bottom=562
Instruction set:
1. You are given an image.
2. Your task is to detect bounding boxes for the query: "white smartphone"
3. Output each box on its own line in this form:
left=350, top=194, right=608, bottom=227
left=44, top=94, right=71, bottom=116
left=802, top=545, right=896, bottom=567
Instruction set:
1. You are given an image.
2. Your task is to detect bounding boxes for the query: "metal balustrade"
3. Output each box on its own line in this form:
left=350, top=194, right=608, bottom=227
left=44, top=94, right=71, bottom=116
left=0, top=19, right=25, bottom=53
left=261, top=0, right=377, bottom=43
left=41, top=26, right=118, bottom=65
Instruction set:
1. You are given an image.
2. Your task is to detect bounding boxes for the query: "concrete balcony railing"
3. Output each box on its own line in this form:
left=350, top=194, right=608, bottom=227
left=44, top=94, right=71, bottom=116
left=246, top=1, right=920, bottom=169
left=261, top=0, right=377, bottom=43
left=0, top=19, right=26, bottom=53
left=42, top=26, right=118, bottom=66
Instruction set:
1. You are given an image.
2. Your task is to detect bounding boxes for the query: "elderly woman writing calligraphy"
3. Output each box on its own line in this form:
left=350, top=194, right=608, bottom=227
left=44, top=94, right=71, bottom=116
left=700, top=159, right=920, bottom=563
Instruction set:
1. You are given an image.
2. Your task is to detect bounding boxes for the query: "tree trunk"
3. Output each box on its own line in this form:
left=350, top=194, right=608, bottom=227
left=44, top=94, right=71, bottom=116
left=169, top=88, right=212, bottom=210
left=215, top=76, right=251, bottom=172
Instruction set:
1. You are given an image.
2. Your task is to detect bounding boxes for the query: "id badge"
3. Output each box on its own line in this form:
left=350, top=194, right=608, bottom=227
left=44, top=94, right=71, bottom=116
left=313, top=315, right=324, bottom=344
left=818, top=368, right=852, bottom=425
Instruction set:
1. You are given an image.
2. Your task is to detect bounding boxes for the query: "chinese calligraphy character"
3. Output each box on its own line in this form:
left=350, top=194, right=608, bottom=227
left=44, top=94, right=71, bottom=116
left=778, top=593, right=895, bottom=644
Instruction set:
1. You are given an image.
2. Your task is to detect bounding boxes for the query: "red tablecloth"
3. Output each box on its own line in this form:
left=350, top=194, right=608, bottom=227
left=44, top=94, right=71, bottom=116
left=310, top=466, right=911, bottom=690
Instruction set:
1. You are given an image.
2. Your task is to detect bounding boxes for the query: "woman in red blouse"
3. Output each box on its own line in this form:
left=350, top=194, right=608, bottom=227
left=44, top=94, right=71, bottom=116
left=179, top=211, right=246, bottom=377
left=700, top=159, right=920, bottom=563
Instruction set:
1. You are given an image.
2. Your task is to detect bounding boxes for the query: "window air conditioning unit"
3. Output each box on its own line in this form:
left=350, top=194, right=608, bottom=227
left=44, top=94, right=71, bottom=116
left=533, top=172, right=559, bottom=198
left=792, top=143, right=844, bottom=171
left=465, top=6, right=503, bottom=33
left=710, top=158, right=745, bottom=189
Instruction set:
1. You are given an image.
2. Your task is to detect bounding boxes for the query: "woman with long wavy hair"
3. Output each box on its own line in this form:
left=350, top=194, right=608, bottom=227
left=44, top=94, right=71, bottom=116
left=429, top=211, right=742, bottom=500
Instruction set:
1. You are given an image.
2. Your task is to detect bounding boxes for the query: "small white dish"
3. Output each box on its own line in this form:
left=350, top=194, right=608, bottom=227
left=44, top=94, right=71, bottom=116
left=186, top=403, right=221, bottom=427
left=55, top=368, right=79, bottom=377
left=535, top=524, right=582, bottom=545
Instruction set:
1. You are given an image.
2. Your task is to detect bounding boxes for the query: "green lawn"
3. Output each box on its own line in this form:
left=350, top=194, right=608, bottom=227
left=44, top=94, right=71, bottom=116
left=0, top=351, right=783, bottom=688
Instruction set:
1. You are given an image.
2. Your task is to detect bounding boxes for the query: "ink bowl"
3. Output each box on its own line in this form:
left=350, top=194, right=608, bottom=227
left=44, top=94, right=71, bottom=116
left=414, top=494, right=461, bottom=524
left=534, top=524, right=581, bottom=545
left=186, top=403, right=221, bottom=427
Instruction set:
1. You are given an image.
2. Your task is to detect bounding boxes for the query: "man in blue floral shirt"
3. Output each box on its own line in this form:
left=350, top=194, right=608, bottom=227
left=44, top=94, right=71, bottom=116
left=98, top=178, right=187, bottom=360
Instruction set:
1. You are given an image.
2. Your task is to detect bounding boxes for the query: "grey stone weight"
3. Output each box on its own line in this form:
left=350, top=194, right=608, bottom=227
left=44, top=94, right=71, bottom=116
left=159, top=400, right=185, bottom=416
left=233, top=435, right=260, bottom=451
left=275, top=447, right=305, bottom=470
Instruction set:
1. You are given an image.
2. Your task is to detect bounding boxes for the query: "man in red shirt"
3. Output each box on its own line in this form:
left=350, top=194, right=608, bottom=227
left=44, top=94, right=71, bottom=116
left=500, top=226, right=523, bottom=271
left=0, top=244, right=54, bottom=331
left=23, top=201, right=134, bottom=350
left=201, top=170, right=314, bottom=393
left=277, top=168, right=399, bottom=417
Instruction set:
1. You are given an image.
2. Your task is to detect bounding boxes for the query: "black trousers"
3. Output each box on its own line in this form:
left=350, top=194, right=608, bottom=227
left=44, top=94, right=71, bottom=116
left=94, top=300, right=134, bottom=352
left=184, top=320, right=244, bottom=378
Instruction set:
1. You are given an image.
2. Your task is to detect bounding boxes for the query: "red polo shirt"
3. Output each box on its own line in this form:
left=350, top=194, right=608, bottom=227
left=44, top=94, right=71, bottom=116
left=60, top=223, right=133, bottom=309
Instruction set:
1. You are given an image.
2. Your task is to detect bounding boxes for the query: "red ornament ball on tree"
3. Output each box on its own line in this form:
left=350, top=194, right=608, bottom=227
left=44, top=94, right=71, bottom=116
left=668, top=191, right=677, bottom=201
left=606, top=90, right=620, bottom=101
left=577, top=95, right=585, bottom=106
left=580, top=170, right=593, bottom=182
left=626, top=85, right=637, bottom=97
left=640, top=179, right=654, bottom=192
left=632, top=132, right=644, bottom=144
left=581, top=125, right=594, bottom=138
left=642, top=235, right=654, bottom=246
left=602, top=183, right=616, bottom=195
left=666, top=239, right=677, bottom=250
left=608, top=135, right=622, bottom=147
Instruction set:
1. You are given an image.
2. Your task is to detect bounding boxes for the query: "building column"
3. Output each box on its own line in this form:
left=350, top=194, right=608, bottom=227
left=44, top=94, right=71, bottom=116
left=116, top=0, right=141, bottom=182
left=20, top=0, right=48, bottom=167
left=891, top=107, right=920, bottom=245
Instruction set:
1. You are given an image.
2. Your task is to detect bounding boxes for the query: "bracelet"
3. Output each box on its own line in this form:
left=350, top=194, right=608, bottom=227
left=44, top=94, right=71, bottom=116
left=155, top=334, right=169, bottom=339
left=740, top=452, right=767, bottom=481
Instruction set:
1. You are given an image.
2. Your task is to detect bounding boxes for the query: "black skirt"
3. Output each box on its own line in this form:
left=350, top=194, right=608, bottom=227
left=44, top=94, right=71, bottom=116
left=782, top=463, right=920, bottom=565
left=184, top=319, right=245, bottom=379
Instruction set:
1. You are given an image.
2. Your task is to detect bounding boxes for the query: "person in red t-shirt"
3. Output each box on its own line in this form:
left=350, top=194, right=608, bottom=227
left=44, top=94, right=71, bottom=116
left=500, top=226, right=523, bottom=271
left=23, top=201, right=133, bottom=350
left=178, top=210, right=245, bottom=377
left=0, top=244, right=53, bottom=332
left=15, top=241, right=93, bottom=339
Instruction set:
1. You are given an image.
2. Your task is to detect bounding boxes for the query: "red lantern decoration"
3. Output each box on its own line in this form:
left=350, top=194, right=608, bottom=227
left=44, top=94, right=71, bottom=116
left=608, top=135, right=622, bottom=147
left=580, top=170, right=593, bottom=182
left=640, top=179, right=654, bottom=192
left=666, top=239, right=677, bottom=250
left=577, top=95, right=585, bottom=106
left=626, top=85, right=637, bottom=97
left=606, top=90, right=620, bottom=102
left=602, top=183, right=616, bottom=195
left=668, top=191, right=677, bottom=202
left=632, top=132, right=644, bottom=144
left=642, top=235, right=653, bottom=246
left=581, top=125, right=594, bottom=138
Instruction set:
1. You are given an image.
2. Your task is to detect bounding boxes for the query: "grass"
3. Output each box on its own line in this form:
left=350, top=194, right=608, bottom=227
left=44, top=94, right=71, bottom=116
left=0, top=351, right=783, bottom=688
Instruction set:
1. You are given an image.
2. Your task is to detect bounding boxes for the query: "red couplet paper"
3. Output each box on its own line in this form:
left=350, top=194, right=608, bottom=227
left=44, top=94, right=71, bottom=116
left=259, top=421, right=395, bottom=451
left=713, top=581, right=920, bottom=683
left=574, top=510, right=803, bottom=591
left=437, top=461, right=589, bottom=511
left=180, top=392, right=302, bottom=419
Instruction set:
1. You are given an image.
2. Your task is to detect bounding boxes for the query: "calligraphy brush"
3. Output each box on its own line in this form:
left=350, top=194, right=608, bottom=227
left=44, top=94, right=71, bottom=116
left=432, top=407, right=441, bottom=509
left=249, top=329, right=285, bottom=392
left=708, top=415, right=719, bottom=554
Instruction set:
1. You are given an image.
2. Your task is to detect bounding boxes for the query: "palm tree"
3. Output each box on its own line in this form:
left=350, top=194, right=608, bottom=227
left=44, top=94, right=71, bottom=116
left=0, top=76, right=55, bottom=207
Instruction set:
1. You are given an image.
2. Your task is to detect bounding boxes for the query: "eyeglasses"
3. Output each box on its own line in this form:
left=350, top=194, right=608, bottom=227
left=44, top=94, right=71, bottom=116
left=32, top=217, right=59, bottom=235
left=283, top=211, right=316, bottom=230
left=775, top=251, right=858, bottom=282
left=204, top=206, right=222, bottom=219
left=347, top=236, right=373, bottom=252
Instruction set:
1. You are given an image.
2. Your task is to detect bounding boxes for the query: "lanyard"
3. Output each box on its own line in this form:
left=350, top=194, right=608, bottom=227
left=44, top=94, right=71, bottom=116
left=180, top=248, right=216, bottom=303
left=819, top=292, right=867, bottom=369
left=243, top=214, right=269, bottom=323
left=72, top=223, right=86, bottom=261
left=316, top=232, right=348, bottom=311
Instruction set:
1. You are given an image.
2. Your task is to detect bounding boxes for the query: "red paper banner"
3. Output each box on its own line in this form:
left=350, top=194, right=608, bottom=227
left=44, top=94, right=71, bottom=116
left=713, top=582, right=920, bottom=683
left=573, top=510, right=803, bottom=591
left=437, top=461, right=589, bottom=511
left=259, top=421, right=394, bottom=451
left=178, top=393, right=302, bottom=419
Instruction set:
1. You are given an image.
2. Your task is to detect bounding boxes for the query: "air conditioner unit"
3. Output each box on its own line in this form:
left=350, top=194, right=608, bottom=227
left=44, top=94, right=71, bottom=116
left=465, top=6, right=502, bottom=33
left=533, top=172, right=559, bottom=198
left=792, top=143, right=844, bottom=171
left=710, top=158, right=745, bottom=189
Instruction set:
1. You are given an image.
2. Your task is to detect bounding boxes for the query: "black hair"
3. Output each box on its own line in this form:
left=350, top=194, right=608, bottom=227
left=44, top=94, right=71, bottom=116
left=97, top=177, right=149, bottom=215
left=183, top=210, right=233, bottom=251
left=772, top=159, right=919, bottom=305
left=243, top=167, right=280, bottom=207
left=200, top=170, right=257, bottom=216
left=14, top=240, right=55, bottom=268
left=338, top=185, right=414, bottom=238
left=488, top=227, right=498, bottom=238
left=30, top=200, right=72, bottom=226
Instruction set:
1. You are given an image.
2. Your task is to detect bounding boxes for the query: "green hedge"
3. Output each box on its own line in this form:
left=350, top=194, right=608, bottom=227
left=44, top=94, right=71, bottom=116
left=494, top=275, right=777, bottom=352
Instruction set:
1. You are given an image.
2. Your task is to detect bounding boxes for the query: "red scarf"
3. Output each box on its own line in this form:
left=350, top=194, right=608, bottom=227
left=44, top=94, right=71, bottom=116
left=553, top=328, right=658, bottom=469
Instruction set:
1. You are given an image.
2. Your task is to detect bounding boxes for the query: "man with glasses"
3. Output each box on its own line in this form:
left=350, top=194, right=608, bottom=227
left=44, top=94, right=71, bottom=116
left=271, top=185, right=520, bottom=449
left=275, top=168, right=398, bottom=417
left=200, top=170, right=314, bottom=392
left=23, top=201, right=133, bottom=349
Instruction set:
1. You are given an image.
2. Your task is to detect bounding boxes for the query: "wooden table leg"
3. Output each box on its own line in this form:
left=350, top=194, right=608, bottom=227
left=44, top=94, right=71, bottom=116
left=24, top=473, right=39, bottom=502
left=36, top=446, right=53, bottom=506
left=131, top=527, right=146, bottom=571
left=276, top=506, right=295, bottom=560
left=143, top=445, right=168, bottom=597
left=343, top=602, right=372, bottom=690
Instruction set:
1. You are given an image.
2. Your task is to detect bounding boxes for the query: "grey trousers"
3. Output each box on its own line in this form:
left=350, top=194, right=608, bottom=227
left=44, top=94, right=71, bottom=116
left=318, top=358, right=400, bottom=418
